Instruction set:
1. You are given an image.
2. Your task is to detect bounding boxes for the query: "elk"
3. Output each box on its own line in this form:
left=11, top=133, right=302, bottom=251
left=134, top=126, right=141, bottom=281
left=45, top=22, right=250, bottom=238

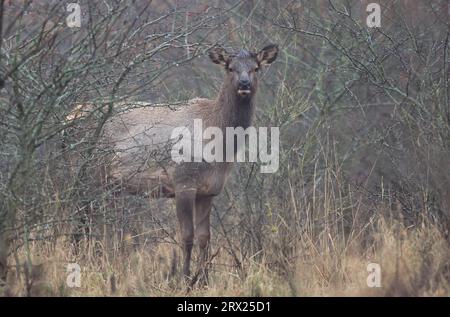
left=68, top=44, right=278, bottom=286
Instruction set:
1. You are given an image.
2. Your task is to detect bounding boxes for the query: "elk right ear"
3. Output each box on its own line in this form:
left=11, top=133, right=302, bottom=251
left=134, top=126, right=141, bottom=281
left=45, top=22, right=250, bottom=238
left=208, top=47, right=231, bottom=66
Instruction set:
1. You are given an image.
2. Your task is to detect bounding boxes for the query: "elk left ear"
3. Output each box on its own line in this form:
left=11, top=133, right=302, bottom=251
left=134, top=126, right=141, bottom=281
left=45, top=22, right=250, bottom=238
left=256, top=44, right=279, bottom=66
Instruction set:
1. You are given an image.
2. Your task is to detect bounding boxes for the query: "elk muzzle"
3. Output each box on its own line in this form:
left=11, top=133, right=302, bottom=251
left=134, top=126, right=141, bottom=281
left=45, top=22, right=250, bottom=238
left=237, top=73, right=251, bottom=96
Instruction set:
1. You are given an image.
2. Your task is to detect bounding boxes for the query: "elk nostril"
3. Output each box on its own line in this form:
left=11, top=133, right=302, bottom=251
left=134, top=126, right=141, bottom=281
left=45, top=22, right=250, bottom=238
left=239, top=79, right=250, bottom=87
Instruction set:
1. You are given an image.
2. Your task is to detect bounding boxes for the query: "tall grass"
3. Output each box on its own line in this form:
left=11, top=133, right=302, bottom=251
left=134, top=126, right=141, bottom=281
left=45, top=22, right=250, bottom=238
left=3, top=168, right=450, bottom=296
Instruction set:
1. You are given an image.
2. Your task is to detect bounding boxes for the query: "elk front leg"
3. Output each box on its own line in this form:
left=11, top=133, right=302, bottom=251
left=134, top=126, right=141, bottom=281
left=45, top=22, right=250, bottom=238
left=175, top=190, right=196, bottom=280
left=195, top=195, right=213, bottom=286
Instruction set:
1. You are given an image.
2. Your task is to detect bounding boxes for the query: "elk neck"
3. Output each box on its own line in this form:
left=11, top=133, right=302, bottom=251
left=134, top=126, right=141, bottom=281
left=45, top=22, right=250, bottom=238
left=212, top=79, right=256, bottom=131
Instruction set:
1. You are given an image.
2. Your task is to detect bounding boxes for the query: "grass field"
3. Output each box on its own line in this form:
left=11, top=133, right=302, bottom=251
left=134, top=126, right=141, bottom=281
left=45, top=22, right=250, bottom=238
left=4, top=209, right=450, bottom=297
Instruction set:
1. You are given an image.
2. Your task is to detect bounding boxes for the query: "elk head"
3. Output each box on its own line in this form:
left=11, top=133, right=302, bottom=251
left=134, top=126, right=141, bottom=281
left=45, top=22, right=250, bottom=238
left=209, top=44, right=279, bottom=99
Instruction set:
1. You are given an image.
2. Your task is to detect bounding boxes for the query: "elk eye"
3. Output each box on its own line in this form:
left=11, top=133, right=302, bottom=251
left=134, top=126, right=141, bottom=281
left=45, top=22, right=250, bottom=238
left=228, top=67, right=234, bottom=72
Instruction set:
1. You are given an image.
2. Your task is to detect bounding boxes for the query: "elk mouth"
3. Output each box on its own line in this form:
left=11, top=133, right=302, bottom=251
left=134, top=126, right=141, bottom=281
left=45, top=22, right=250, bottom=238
left=237, top=89, right=251, bottom=96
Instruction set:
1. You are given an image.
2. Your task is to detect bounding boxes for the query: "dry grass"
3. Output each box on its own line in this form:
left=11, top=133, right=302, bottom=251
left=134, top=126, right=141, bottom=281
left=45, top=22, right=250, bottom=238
left=3, top=213, right=450, bottom=297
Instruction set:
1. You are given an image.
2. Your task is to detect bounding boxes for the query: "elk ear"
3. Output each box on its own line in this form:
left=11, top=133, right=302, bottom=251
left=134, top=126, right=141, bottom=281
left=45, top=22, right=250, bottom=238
left=209, top=47, right=231, bottom=66
left=256, top=44, right=279, bottom=66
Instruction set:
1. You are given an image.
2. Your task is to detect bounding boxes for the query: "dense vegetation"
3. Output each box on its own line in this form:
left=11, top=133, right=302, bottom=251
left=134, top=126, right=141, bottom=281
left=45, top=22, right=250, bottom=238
left=1, top=0, right=450, bottom=296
